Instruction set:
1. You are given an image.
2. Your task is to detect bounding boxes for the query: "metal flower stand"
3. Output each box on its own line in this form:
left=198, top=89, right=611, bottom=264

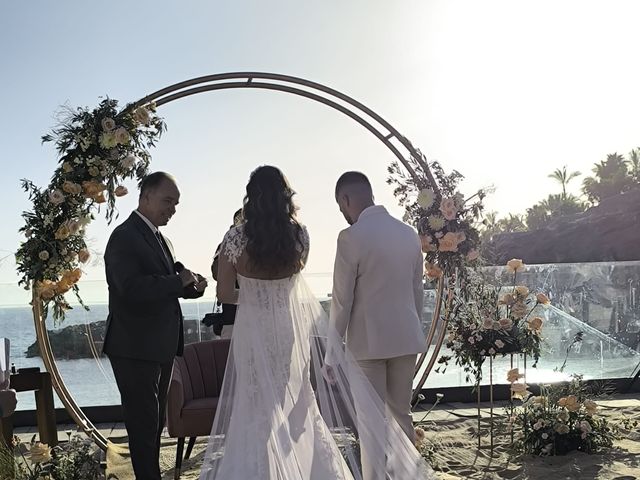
left=477, top=353, right=527, bottom=453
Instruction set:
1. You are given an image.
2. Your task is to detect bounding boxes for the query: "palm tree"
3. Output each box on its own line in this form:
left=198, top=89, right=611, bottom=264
left=629, top=148, right=640, bottom=183
left=581, top=153, right=633, bottom=204
left=548, top=165, right=581, bottom=199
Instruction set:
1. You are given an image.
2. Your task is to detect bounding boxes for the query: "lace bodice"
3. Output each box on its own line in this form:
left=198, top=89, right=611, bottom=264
left=222, top=223, right=310, bottom=267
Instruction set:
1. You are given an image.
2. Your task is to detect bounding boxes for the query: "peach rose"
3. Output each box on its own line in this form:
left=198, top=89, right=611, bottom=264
left=54, top=224, right=71, bottom=240
left=425, top=262, right=443, bottom=280
left=514, top=285, right=529, bottom=297
left=482, top=317, right=494, bottom=330
left=499, top=318, right=513, bottom=330
left=584, top=399, right=597, bottom=416
left=82, top=180, right=106, bottom=197
left=438, top=232, right=461, bottom=252
left=536, top=293, right=550, bottom=305
left=62, top=181, right=82, bottom=195
left=511, top=302, right=528, bottom=319
left=510, top=382, right=530, bottom=399
left=506, top=368, right=524, bottom=383
left=37, top=280, right=56, bottom=301
left=466, top=249, right=479, bottom=261
left=527, top=316, right=543, bottom=333
left=114, top=186, right=128, bottom=197
left=499, top=293, right=516, bottom=306
left=506, top=258, right=525, bottom=273
left=78, top=248, right=90, bottom=264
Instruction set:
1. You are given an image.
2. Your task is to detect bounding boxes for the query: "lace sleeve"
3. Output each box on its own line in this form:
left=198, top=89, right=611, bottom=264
left=222, top=225, right=247, bottom=266
left=299, top=225, right=310, bottom=266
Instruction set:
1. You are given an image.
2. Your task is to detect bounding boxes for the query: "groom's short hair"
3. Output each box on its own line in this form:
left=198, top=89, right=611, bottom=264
left=139, top=171, right=176, bottom=197
left=335, top=171, right=372, bottom=197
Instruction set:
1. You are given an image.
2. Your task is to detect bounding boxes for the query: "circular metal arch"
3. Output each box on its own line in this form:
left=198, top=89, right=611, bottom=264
left=33, top=72, right=448, bottom=450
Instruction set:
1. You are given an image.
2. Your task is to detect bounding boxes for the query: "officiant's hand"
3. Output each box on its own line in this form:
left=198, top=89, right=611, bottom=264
left=178, top=268, right=198, bottom=287
left=194, top=273, right=208, bottom=293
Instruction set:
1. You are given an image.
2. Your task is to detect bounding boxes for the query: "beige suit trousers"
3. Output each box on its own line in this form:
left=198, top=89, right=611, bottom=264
left=355, top=354, right=416, bottom=480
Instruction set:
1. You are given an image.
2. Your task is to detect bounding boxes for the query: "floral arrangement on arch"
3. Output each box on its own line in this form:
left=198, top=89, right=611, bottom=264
left=506, top=375, right=638, bottom=456
left=387, top=143, right=486, bottom=280
left=435, top=259, right=549, bottom=385
left=15, top=98, right=164, bottom=321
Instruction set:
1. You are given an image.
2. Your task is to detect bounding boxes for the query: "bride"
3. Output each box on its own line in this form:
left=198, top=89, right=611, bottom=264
left=199, top=165, right=435, bottom=479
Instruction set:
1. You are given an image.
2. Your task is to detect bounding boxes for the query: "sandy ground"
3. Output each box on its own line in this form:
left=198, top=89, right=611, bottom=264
left=104, top=394, right=640, bottom=479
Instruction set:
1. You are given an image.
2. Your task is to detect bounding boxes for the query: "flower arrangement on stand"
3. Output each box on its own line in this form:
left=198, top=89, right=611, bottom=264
left=0, top=434, right=102, bottom=479
left=15, top=98, right=164, bottom=321
left=508, top=375, right=638, bottom=456
left=436, top=259, right=548, bottom=386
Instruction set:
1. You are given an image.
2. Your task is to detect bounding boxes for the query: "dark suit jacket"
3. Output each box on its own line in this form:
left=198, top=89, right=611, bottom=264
left=103, top=212, right=203, bottom=363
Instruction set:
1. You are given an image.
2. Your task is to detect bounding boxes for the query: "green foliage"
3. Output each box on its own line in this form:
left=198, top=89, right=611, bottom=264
left=509, top=376, right=638, bottom=456
left=15, top=98, right=165, bottom=322
left=387, top=141, right=486, bottom=281
left=582, top=150, right=640, bottom=204
left=525, top=193, right=587, bottom=231
left=436, top=261, right=546, bottom=385
left=0, top=434, right=101, bottom=480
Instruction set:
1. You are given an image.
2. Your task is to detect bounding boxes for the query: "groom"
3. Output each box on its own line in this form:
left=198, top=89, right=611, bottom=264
left=329, top=171, right=427, bottom=480
left=103, top=172, right=207, bottom=479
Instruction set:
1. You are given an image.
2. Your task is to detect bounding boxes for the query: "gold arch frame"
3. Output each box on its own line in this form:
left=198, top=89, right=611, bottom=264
left=33, top=72, right=450, bottom=450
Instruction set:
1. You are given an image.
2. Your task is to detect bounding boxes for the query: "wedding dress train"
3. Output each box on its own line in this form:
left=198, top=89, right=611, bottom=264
left=200, top=227, right=435, bottom=479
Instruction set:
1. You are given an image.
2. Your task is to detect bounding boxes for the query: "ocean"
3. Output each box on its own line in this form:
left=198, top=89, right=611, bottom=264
left=1, top=273, right=335, bottom=411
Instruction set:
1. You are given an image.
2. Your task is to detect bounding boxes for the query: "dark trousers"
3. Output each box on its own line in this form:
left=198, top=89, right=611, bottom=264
left=109, top=355, right=173, bottom=480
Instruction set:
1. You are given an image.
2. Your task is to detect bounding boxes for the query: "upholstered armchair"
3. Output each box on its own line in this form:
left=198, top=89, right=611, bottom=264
left=166, top=339, right=231, bottom=479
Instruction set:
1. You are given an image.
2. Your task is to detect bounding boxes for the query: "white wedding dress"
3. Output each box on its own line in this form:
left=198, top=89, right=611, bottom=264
left=200, top=225, right=435, bottom=480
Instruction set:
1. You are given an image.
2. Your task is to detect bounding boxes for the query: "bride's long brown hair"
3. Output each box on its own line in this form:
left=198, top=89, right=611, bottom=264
left=243, top=166, right=305, bottom=276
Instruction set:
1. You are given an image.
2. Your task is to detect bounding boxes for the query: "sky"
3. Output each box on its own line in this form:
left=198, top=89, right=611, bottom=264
left=1, top=0, right=640, bottom=305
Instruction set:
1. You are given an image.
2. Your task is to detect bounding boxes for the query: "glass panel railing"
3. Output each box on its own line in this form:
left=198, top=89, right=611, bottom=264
left=420, top=261, right=640, bottom=388
left=2, top=262, right=639, bottom=410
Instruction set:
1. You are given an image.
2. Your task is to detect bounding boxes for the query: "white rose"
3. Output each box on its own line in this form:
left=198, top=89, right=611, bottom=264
left=120, top=155, right=136, bottom=170
left=114, top=127, right=130, bottom=145
left=48, top=189, right=65, bottom=205
left=133, top=107, right=151, bottom=125
left=101, top=117, right=116, bottom=131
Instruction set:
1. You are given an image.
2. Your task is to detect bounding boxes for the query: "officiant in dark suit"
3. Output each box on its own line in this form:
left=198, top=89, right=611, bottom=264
left=103, top=171, right=207, bottom=480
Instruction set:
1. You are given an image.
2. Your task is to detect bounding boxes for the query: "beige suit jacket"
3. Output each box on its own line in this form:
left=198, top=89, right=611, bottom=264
left=329, top=205, right=427, bottom=361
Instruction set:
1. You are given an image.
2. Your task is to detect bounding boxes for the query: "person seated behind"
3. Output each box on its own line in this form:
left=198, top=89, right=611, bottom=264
left=0, top=379, right=17, bottom=418
left=206, top=209, right=243, bottom=338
